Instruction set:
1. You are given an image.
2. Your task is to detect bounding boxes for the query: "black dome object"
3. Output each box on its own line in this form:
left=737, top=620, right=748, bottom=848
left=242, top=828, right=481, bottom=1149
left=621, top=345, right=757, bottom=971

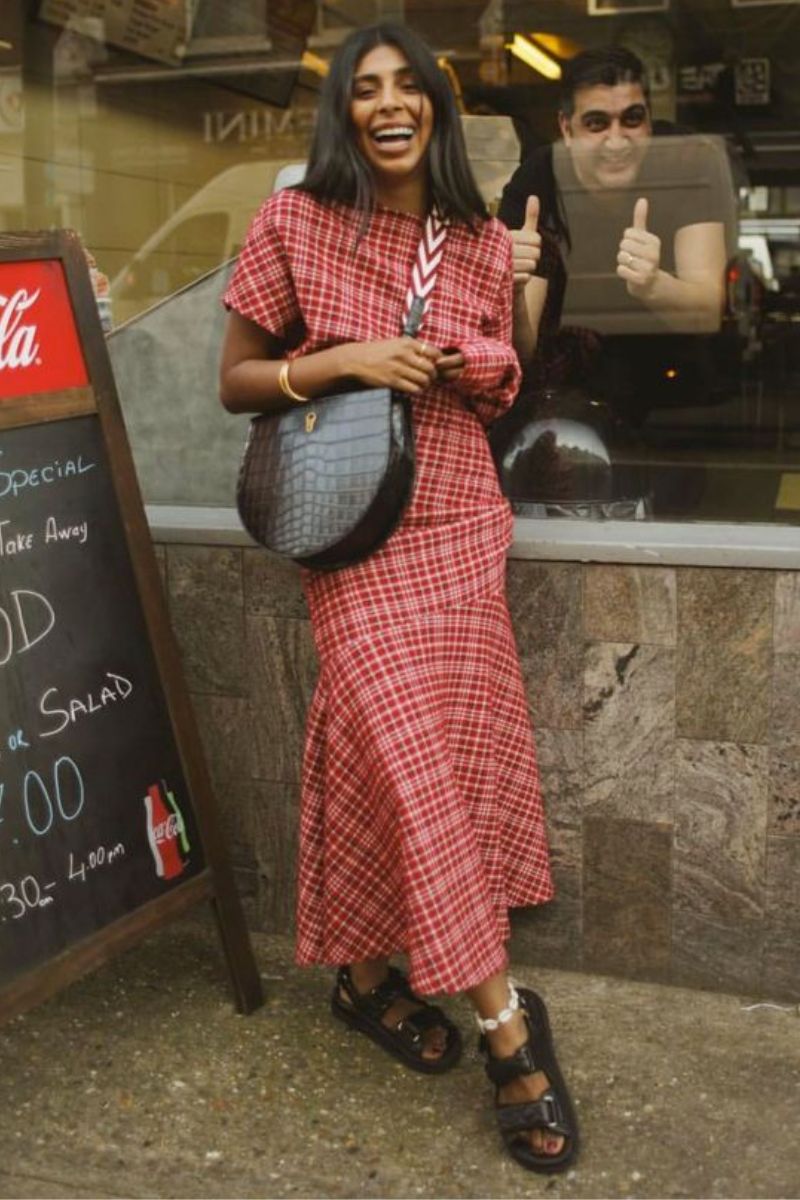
left=491, top=407, right=649, bottom=520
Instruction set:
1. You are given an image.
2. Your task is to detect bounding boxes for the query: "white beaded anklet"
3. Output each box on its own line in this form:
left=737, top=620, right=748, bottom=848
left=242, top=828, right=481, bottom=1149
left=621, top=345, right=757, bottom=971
left=475, top=982, right=520, bottom=1033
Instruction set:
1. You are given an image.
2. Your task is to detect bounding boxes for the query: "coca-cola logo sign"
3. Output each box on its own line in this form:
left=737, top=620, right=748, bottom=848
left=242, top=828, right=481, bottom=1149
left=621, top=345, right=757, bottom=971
left=153, top=813, right=183, bottom=844
left=0, top=260, right=89, bottom=401
left=0, top=289, right=41, bottom=370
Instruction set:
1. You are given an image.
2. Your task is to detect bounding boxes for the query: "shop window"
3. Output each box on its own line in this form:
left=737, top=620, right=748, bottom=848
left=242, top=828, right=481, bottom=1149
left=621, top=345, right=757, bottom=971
left=113, top=211, right=229, bottom=308
left=7, top=2, right=800, bottom=525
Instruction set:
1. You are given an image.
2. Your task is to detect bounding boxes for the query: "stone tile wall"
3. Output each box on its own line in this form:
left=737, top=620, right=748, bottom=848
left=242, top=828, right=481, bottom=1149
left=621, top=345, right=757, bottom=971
left=157, top=543, right=800, bottom=1001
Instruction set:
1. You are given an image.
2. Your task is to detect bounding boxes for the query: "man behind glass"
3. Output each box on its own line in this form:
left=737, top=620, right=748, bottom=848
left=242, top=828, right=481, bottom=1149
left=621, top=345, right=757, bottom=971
left=499, top=47, right=734, bottom=399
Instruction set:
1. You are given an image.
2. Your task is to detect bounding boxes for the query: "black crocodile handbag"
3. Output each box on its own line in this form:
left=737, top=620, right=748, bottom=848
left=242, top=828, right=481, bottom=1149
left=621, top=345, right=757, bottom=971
left=236, top=212, right=447, bottom=571
left=236, top=385, right=414, bottom=570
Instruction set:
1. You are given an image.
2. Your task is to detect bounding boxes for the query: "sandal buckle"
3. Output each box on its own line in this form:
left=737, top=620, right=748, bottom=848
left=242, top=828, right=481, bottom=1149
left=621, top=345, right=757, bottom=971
left=396, top=1017, right=421, bottom=1046
left=541, top=1092, right=561, bottom=1129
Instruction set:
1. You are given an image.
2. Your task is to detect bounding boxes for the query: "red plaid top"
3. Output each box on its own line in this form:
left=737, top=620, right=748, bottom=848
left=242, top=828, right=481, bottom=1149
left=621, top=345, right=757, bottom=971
left=224, top=190, right=519, bottom=396
left=224, top=188, right=519, bottom=509
left=225, top=188, right=523, bottom=644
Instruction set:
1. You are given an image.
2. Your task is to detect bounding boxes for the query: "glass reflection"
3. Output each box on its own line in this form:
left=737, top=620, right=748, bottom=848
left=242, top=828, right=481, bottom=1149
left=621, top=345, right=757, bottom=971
left=493, top=72, right=792, bottom=524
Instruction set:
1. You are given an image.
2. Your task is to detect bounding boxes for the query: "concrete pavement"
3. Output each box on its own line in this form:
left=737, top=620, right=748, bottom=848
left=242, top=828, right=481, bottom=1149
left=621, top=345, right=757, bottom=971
left=0, top=914, right=798, bottom=1199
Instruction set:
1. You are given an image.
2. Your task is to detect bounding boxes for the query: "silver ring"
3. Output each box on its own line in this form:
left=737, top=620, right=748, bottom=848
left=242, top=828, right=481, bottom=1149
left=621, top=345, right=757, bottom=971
left=624, top=250, right=634, bottom=265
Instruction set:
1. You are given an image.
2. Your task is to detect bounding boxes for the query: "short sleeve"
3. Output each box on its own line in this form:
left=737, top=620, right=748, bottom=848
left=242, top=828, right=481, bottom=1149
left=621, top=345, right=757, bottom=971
left=222, top=199, right=300, bottom=338
left=673, top=135, right=737, bottom=257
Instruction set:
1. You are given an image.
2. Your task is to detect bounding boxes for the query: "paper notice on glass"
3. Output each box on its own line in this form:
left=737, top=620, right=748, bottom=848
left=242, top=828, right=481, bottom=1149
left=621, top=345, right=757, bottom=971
left=0, top=70, right=23, bottom=134
left=268, top=0, right=315, bottom=49
left=39, top=0, right=192, bottom=66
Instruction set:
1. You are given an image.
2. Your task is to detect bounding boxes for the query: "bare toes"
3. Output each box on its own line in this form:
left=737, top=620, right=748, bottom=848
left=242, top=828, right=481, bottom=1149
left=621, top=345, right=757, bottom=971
left=421, top=1027, right=448, bottom=1060
left=530, top=1129, right=547, bottom=1154
left=528, top=1129, right=564, bottom=1156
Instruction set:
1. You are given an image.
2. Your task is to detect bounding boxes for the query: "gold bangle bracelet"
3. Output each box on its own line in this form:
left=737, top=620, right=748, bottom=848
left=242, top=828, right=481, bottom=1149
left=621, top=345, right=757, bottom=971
left=278, top=359, right=311, bottom=404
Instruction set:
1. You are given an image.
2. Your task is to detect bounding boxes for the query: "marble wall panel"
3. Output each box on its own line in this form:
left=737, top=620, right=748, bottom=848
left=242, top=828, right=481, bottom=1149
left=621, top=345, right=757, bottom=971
left=230, top=865, right=262, bottom=928
left=243, top=779, right=300, bottom=932
left=768, top=751, right=800, bottom=836
left=673, top=740, right=767, bottom=927
left=165, top=543, right=800, bottom=1000
left=544, top=821, right=582, bottom=905
left=769, top=653, right=800, bottom=744
left=765, top=835, right=800, bottom=995
left=583, top=816, right=672, bottom=979
left=762, top=921, right=800, bottom=1000
left=190, top=764, right=299, bottom=931
left=766, top=835, right=800, bottom=916
left=774, top=572, right=800, bottom=652
left=166, top=545, right=246, bottom=697
left=672, top=911, right=764, bottom=995
left=583, top=642, right=675, bottom=822
left=243, top=548, right=308, bottom=620
left=510, top=897, right=582, bottom=971
left=190, top=693, right=260, bottom=785
left=676, top=569, right=772, bottom=743
left=584, top=565, right=677, bottom=646
left=506, top=561, right=583, bottom=729
left=246, top=614, right=318, bottom=784
left=511, top=825, right=582, bottom=970
left=535, top=727, right=583, bottom=827
left=769, top=653, right=800, bottom=836
left=208, top=775, right=260, bottom=873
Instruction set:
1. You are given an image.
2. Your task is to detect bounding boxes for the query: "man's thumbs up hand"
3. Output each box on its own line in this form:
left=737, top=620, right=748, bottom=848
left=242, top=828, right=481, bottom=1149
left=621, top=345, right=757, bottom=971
left=617, top=195, right=660, bottom=298
left=523, top=195, right=540, bottom=231
left=511, top=194, right=542, bottom=289
left=632, top=196, right=649, bottom=230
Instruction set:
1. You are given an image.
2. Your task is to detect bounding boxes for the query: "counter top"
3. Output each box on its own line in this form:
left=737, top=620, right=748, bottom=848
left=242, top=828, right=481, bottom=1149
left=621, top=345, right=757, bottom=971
left=145, top=505, right=800, bottom=570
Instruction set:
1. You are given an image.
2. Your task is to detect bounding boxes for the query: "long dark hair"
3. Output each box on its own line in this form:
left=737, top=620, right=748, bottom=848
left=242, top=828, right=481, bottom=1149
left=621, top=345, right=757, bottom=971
left=298, top=23, right=488, bottom=228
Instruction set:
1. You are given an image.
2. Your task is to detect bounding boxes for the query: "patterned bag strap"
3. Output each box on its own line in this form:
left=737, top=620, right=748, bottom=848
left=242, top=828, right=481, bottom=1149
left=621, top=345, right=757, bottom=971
left=401, top=208, right=449, bottom=338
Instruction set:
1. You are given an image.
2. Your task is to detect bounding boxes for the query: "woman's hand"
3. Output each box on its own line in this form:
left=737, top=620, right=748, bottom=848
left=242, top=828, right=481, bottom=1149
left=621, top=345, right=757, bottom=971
left=341, top=337, right=440, bottom=394
left=435, top=349, right=465, bottom=382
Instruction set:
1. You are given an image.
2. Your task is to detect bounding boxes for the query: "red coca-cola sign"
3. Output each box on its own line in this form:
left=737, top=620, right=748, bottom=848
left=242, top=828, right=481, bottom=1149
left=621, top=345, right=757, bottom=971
left=0, top=259, right=89, bottom=401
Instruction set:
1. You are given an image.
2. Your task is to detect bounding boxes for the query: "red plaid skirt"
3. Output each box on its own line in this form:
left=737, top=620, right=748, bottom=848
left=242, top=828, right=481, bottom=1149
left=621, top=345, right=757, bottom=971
left=225, top=192, right=553, bottom=995
left=298, top=504, right=553, bottom=996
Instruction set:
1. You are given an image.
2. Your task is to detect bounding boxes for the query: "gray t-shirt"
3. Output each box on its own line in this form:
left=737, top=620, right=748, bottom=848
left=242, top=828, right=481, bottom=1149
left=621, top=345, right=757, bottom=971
left=500, top=133, right=735, bottom=336
left=554, top=135, right=735, bottom=334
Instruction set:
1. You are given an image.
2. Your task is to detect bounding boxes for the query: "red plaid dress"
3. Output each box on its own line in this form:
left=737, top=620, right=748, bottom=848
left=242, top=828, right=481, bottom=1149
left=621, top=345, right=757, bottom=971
left=225, top=189, right=553, bottom=995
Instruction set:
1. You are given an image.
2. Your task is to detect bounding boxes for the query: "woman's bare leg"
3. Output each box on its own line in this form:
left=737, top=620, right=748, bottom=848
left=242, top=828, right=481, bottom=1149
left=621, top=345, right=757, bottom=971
left=467, top=971, right=565, bottom=1157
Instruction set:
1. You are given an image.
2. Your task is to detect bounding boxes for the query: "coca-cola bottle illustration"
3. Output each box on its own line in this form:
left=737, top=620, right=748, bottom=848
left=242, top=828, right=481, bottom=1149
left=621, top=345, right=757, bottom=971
left=164, top=782, right=191, bottom=855
left=144, top=781, right=188, bottom=880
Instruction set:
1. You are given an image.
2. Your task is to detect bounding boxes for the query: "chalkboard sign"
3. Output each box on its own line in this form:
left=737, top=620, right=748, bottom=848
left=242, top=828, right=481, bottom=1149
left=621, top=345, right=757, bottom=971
left=0, top=230, right=262, bottom=1021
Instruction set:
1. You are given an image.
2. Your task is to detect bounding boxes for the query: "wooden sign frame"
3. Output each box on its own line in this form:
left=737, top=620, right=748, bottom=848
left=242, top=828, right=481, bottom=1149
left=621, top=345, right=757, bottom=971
left=0, top=228, right=263, bottom=1022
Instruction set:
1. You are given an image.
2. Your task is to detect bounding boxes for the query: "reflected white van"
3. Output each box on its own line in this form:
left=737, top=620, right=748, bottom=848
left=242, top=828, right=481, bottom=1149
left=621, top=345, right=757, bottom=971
left=109, top=161, right=305, bottom=326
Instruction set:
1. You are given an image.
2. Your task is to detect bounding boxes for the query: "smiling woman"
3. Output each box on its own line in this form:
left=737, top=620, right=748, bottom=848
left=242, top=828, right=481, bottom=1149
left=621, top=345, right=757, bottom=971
left=348, top=45, right=434, bottom=206
left=282, top=21, right=491, bottom=237
left=219, top=21, right=578, bottom=1177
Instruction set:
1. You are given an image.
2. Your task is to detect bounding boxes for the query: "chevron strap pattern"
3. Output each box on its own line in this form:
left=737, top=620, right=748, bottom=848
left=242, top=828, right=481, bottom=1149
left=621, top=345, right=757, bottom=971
left=402, top=208, right=449, bottom=333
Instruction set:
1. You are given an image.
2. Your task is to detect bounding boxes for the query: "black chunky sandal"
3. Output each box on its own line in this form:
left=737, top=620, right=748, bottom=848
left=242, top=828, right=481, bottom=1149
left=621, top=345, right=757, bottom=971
left=331, top=965, right=462, bottom=1074
left=480, top=985, right=579, bottom=1174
